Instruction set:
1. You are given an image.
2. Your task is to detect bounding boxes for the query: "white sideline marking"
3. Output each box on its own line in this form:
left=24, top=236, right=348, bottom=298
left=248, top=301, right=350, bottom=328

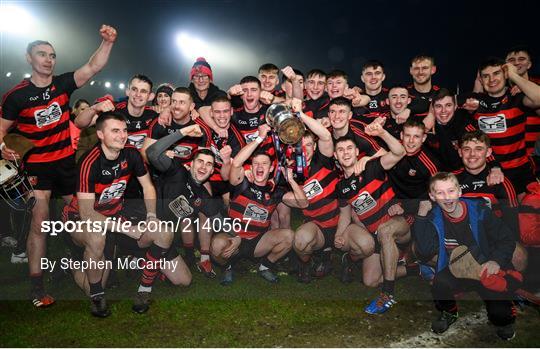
left=390, top=311, right=487, bottom=347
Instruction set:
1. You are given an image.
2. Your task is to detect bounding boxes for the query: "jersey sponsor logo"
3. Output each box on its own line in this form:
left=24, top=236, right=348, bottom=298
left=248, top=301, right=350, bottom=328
left=478, top=115, right=507, bottom=133
left=173, top=145, right=193, bottom=158
left=243, top=203, right=269, bottom=222
left=99, top=180, right=127, bottom=204
left=368, top=100, right=378, bottom=109
left=34, top=102, right=62, bottom=128
left=127, top=134, right=146, bottom=149
left=303, top=179, right=324, bottom=199
left=351, top=191, right=377, bottom=215
left=169, top=194, right=194, bottom=218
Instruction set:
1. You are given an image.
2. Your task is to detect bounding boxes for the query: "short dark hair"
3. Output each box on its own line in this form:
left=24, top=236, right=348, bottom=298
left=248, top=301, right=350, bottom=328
left=211, top=95, right=231, bottom=106
left=173, top=87, right=193, bottom=101
left=431, top=88, right=456, bottom=105
left=252, top=150, right=272, bottom=162
left=362, top=60, right=385, bottom=73
left=506, top=45, right=532, bottom=61
left=303, top=130, right=317, bottom=142
left=335, top=136, right=357, bottom=148
left=258, top=63, right=279, bottom=74
left=478, top=57, right=505, bottom=74
left=129, top=74, right=154, bottom=91
left=327, top=69, right=348, bottom=82
left=95, top=112, right=127, bottom=131
left=458, top=130, right=491, bottom=148
left=402, top=119, right=425, bottom=132
left=388, top=84, right=409, bottom=95
left=306, top=69, right=326, bottom=80
left=328, top=96, right=352, bottom=111
left=411, top=54, right=435, bottom=66
left=240, top=76, right=261, bottom=87
left=26, top=40, right=53, bottom=55
left=193, top=148, right=216, bottom=163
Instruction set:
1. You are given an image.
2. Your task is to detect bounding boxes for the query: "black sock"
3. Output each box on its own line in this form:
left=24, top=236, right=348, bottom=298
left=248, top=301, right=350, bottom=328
left=261, top=257, right=276, bottom=270
left=406, top=264, right=419, bottom=277
left=322, top=248, right=332, bottom=262
left=30, top=273, right=43, bottom=293
left=89, top=281, right=104, bottom=299
left=382, top=279, right=395, bottom=295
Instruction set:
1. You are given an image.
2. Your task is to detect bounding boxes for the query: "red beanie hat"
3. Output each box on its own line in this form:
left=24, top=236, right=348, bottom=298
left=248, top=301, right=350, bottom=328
left=190, top=57, right=213, bottom=81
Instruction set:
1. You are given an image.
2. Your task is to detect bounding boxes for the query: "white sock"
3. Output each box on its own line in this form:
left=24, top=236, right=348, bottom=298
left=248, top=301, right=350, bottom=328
left=138, top=285, right=152, bottom=293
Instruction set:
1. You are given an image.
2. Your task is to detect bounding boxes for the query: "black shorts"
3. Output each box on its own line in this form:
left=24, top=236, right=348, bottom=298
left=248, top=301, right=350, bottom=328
left=238, top=233, right=265, bottom=259
left=24, top=155, right=76, bottom=196
left=318, top=225, right=336, bottom=250
left=504, top=164, right=535, bottom=195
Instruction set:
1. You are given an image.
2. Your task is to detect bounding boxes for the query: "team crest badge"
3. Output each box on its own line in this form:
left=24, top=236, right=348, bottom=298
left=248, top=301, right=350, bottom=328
left=408, top=169, right=416, bottom=176
left=28, top=176, right=38, bottom=186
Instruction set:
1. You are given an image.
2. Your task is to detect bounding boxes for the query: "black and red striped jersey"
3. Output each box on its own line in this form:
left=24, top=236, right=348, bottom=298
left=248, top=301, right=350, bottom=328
left=148, top=118, right=210, bottom=165
left=232, top=105, right=268, bottom=144
left=388, top=146, right=440, bottom=200
left=337, top=160, right=397, bottom=234
left=455, top=166, right=519, bottom=235
left=473, top=91, right=528, bottom=171
left=228, top=178, right=286, bottom=239
left=196, top=120, right=246, bottom=182
left=523, top=77, right=540, bottom=156
left=303, top=94, right=330, bottom=120
left=425, top=109, right=477, bottom=172
left=301, top=150, right=339, bottom=229
left=355, top=88, right=390, bottom=124
left=406, top=84, right=440, bottom=116
left=66, top=144, right=147, bottom=217
left=114, top=102, right=158, bottom=150
left=1, top=73, right=77, bottom=163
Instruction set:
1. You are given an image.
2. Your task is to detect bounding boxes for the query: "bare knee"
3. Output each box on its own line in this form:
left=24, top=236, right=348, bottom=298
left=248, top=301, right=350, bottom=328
left=363, top=274, right=381, bottom=288
left=169, top=271, right=192, bottom=287
left=85, top=232, right=106, bottom=256
left=294, top=230, right=314, bottom=252
left=210, top=236, right=229, bottom=258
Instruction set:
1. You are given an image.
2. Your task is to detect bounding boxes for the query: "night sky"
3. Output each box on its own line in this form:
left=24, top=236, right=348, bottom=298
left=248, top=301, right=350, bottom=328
left=1, top=0, right=538, bottom=103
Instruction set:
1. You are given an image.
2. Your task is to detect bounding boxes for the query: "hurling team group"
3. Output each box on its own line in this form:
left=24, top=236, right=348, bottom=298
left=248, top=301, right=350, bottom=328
left=1, top=25, right=539, bottom=340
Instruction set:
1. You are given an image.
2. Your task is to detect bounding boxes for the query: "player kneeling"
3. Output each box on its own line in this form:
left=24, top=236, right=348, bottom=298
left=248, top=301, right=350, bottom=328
left=63, top=112, right=190, bottom=317
left=210, top=125, right=308, bottom=285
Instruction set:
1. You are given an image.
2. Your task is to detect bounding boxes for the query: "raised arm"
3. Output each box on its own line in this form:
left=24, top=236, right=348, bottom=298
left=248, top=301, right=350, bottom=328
left=229, top=125, right=270, bottom=186
left=74, top=25, right=117, bottom=88
left=364, top=117, right=405, bottom=170
left=282, top=168, right=309, bottom=208
left=292, top=98, right=333, bottom=157
left=145, top=124, right=202, bottom=172
left=505, top=63, right=540, bottom=108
